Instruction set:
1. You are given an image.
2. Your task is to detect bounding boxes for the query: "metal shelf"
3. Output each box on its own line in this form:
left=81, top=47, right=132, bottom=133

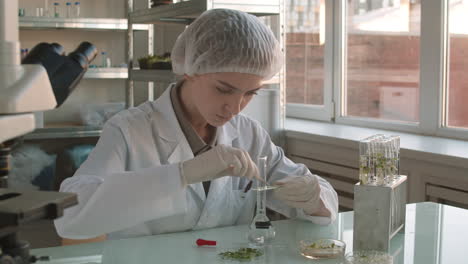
left=19, top=17, right=149, bottom=31
left=130, top=69, right=278, bottom=85
left=84, top=68, right=128, bottom=79
left=130, top=69, right=178, bottom=82
left=24, top=125, right=102, bottom=140
left=130, top=0, right=280, bottom=24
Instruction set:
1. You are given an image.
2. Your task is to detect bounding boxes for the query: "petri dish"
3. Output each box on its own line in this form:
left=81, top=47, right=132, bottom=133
left=345, top=250, right=393, bottom=264
left=299, top=239, right=345, bottom=259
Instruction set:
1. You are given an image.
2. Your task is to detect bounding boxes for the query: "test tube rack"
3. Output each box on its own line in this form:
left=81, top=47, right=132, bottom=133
left=353, top=175, right=407, bottom=252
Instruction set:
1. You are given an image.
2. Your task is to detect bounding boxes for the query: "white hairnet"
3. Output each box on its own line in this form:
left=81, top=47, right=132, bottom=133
left=171, top=8, right=283, bottom=80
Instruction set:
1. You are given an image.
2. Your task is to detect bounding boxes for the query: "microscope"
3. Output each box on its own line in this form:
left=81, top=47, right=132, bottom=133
left=0, top=0, right=97, bottom=263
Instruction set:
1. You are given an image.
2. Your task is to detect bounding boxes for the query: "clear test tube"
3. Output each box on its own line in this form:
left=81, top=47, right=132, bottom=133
left=361, top=134, right=384, bottom=185
left=372, top=138, right=386, bottom=186
left=382, top=137, right=394, bottom=184
left=389, top=135, right=400, bottom=180
left=359, top=138, right=371, bottom=185
left=256, top=156, right=267, bottom=215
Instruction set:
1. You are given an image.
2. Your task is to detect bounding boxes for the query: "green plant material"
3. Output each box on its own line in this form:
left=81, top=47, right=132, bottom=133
left=375, top=153, right=386, bottom=169
left=218, top=248, right=263, bottom=262
left=308, top=242, right=336, bottom=249
left=359, top=156, right=370, bottom=173
left=137, top=53, right=172, bottom=66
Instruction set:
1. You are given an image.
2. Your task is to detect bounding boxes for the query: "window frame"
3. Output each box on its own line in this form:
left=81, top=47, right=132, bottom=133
left=285, top=0, right=468, bottom=140
left=285, top=0, right=335, bottom=121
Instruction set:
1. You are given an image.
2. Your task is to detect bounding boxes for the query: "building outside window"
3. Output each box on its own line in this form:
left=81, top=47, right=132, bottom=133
left=447, top=0, right=468, bottom=129
left=285, top=0, right=325, bottom=106
left=345, top=0, right=420, bottom=123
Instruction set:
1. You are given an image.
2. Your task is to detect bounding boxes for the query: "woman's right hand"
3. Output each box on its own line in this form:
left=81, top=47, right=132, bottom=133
left=180, top=144, right=261, bottom=185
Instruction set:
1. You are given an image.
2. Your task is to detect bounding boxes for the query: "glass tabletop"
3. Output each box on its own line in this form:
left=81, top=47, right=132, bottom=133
left=31, top=202, right=468, bottom=264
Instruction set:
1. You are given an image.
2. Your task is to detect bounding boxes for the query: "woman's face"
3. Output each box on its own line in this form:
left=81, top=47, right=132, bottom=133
left=184, top=72, right=264, bottom=127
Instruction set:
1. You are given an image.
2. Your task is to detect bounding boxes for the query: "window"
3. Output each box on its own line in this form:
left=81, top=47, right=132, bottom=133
left=345, top=0, right=420, bottom=123
left=286, top=0, right=325, bottom=106
left=447, top=0, right=468, bottom=129
left=285, top=0, right=468, bottom=140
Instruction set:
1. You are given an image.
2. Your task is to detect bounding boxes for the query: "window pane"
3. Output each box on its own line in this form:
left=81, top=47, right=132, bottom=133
left=447, top=0, right=468, bottom=128
left=286, top=0, right=325, bottom=105
left=345, top=0, right=420, bottom=122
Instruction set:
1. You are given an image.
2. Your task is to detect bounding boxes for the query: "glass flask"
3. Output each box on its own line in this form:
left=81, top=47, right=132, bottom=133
left=247, top=156, right=276, bottom=245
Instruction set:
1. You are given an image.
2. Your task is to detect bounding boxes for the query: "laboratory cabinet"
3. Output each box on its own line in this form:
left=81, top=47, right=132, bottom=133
left=18, top=0, right=154, bottom=139
left=130, top=0, right=280, bottom=23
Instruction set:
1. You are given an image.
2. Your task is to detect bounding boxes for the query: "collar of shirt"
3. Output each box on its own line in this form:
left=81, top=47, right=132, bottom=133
left=170, top=80, right=218, bottom=156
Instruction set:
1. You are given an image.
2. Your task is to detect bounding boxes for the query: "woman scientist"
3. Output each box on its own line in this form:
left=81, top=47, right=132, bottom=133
left=55, top=8, right=338, bottom=241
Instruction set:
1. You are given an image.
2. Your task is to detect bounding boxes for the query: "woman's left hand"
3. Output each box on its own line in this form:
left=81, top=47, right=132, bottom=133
left=272, top=175, right=322, bottom=215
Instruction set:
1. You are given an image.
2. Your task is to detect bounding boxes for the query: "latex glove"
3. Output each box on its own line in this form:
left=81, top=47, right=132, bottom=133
left=272, top=175, right=321, bottom=215
left=181, top=144, right=261, bottom=185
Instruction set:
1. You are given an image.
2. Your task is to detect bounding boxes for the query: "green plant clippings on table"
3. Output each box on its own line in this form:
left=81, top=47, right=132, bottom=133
left=218, top=248, right=263, bottom=262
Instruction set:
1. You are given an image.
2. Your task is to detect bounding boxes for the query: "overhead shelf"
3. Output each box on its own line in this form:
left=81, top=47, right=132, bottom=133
left=129, top=69, right=279, bottom=85
left=19, top=17, right=149, bottom=31
left=130, top=69, right=178, bottom=82
left=130, top=0, right=280, bottom=24
left=84, top=68, right=128, bottom=79
left=24, top=125, right=102, bottom=140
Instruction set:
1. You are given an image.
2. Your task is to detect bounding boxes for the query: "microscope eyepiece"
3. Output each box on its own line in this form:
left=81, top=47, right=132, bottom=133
left=69, top=41, right=97, bottom=68
left=21, top=41, right=98, bottom=107
left=51, top=43, right=65, bottom=55
left=21, top=42, right=64, bottom=64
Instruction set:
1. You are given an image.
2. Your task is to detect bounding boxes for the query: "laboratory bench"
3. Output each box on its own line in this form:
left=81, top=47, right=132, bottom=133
left=31, top=202, right=466, bottom=264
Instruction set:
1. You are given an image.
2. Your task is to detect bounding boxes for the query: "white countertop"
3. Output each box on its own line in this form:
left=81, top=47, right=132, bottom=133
left=31, top=203, right=468, bottom=264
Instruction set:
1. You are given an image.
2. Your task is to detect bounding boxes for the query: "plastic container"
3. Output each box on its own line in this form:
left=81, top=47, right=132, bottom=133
left=20, top=49, right=26, bottom=60
left=36, top=7, right=44, bottom=17
left=299, top=239, right=345, bottom=259
left=66, top=2, right=72, bottom=18
left=53, top=2, right=60, bottom=17
left=18, top=8, right=25, bottom=17
left=44, top=0, right=49, bottom=17
left=100, top=52, right=111, bottom=68
left=74, top=2, right=80, bottom=18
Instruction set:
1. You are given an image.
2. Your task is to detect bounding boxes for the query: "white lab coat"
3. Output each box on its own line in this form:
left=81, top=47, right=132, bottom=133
left=55, top=84, right=338, bottom=240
